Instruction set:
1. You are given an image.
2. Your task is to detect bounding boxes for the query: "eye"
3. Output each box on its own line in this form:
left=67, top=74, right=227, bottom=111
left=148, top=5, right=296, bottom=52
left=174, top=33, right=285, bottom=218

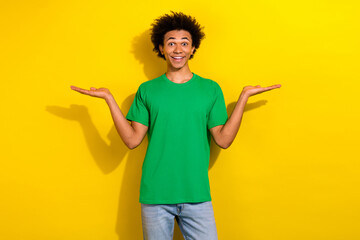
left=182, top=42, right=188, bottom=46
left=169, top=42, right=175, bottom=46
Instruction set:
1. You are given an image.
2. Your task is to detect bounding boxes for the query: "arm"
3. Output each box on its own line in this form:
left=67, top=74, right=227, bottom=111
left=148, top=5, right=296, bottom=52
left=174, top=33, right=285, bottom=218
left=70, top=86, right=148, bottom=149
left=210, top=84, right=281, bottom=149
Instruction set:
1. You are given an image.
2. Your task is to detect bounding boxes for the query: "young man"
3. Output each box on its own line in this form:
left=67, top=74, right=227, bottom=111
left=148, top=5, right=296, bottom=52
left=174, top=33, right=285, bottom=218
left=71, top=11, right=280, bottom=240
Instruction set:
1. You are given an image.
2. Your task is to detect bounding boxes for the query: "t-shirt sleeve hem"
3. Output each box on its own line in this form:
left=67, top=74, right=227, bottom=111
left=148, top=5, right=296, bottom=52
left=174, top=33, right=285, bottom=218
left=125, top=116, right=149, bottom=127
left=207, top=118, right=228, bottom=129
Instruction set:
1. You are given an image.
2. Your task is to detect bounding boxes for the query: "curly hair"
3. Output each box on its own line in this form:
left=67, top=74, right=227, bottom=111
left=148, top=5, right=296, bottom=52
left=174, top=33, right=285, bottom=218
left=150, top=11, right=205, bottom=60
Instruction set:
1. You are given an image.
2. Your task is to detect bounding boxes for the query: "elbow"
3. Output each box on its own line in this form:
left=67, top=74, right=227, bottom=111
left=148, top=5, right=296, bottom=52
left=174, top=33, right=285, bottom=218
left=220, top=143, right=231, bottom=149
left=216, top=140, right=232, bottom=149
left=125, top=132, right=146, bottom=150
left=127, top=142, right=139, bottom=150
left=125, top=139, right=141, bottom=150
left=127, top=144, right=136, bottom=150
left=213, top=129, right=233, bottom=149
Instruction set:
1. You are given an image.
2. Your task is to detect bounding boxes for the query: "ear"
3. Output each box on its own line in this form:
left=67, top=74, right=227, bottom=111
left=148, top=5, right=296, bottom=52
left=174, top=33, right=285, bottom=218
left=191, top=46, right=195, bottom=55
left=159, top=45, right=164, bottom=55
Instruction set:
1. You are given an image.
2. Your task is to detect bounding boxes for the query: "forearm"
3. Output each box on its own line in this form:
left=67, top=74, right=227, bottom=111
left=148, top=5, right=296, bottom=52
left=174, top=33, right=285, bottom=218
left=105, top=95, right=136, bottom=148
left=219, top=93, right=248, bottom=148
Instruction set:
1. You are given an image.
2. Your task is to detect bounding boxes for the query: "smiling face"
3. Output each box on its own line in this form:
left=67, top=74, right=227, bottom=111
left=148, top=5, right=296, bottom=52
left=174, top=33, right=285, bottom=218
left=159, top=30, right=195, bottom=70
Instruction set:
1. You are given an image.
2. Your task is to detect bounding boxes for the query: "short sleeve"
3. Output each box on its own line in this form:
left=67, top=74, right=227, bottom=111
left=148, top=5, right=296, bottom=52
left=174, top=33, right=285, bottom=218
left=207, top=83, right=228, bottom=129
left=126, top=85, right=149, bottom=127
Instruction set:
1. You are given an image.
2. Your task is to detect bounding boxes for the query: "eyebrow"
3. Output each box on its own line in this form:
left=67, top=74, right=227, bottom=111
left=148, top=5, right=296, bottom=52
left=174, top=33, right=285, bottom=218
left=166, top=37, right=190, bottom=42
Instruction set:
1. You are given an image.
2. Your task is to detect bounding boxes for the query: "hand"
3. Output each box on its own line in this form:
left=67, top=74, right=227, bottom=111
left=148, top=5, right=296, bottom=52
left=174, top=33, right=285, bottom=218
left=240, top=84, right=281, bottom=99
left=70, top=86, right=112, bottom=100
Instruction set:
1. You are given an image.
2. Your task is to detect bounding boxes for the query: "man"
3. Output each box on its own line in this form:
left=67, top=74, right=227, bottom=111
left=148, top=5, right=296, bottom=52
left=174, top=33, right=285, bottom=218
left=71, top=11, right=281, bottom=240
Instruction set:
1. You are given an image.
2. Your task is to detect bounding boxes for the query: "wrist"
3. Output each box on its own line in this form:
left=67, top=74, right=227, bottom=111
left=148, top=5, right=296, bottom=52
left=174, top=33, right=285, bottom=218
left=105, top=94, right=114, bottom=104
left=238, top=92, right=249, bottom=102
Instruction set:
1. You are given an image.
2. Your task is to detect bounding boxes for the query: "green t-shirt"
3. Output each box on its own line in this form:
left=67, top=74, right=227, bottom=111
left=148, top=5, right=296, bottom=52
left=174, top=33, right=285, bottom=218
left=126, top=72, right=228, bottom=204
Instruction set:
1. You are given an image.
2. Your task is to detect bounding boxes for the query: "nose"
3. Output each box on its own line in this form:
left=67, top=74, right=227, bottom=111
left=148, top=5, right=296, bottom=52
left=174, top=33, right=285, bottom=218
left=174, top=44, right=182, bottom=53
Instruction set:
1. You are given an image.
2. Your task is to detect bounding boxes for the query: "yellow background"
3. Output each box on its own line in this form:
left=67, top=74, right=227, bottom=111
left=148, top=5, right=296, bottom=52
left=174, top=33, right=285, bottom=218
left=1, top=0, right=359, bottom=239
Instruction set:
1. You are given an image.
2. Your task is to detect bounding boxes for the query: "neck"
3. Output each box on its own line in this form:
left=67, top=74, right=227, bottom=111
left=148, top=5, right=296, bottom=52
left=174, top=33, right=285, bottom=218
left=165, top=63, right=193, bottom=84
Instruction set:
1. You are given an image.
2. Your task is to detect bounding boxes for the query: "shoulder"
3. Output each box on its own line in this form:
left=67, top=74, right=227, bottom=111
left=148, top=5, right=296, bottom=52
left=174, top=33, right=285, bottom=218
left=195, top=73, right=222, bottom=90
left=138, top=75, right=163, bottom=91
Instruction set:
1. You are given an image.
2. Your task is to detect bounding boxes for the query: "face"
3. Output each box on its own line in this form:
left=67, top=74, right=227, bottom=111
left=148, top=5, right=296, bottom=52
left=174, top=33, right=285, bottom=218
left=159, top=30, right=195, bottom=70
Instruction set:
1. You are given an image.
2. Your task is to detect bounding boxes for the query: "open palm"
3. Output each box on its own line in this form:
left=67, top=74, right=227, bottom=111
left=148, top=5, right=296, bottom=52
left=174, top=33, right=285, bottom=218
left=70, top=86, right=112, bottom=100
left=242, top=84, right=281, bottom=98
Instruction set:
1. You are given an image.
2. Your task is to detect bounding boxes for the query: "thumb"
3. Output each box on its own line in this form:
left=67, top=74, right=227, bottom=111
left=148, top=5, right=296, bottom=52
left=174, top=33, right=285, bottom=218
left=90, top=87, right=97, bottom=91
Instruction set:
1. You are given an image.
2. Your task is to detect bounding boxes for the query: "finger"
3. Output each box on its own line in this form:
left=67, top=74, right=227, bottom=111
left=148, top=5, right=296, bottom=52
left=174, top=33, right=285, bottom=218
left=90, top=87, right=97, bottom=91
left=70, top=86, right=86, bottom=92
left=71, top=86, right=92, bottom=95
left=264, top=84, right=281, bottom=91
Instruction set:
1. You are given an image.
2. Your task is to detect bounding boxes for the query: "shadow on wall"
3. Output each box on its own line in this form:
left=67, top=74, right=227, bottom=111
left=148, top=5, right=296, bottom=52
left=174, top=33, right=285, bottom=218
left=131, top=29, right=166, bottom=80
left=47, top=30, right=268, bottom=240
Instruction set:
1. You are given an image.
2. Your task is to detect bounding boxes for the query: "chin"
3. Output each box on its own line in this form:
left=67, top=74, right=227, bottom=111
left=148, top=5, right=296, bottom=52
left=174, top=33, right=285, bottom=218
left=171, top=64, right=186, bottom=70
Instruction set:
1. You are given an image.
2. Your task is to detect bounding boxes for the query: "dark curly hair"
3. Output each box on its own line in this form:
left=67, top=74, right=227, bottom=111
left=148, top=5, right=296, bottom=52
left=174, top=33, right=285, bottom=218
left=150, top=11, right=205, bottom=60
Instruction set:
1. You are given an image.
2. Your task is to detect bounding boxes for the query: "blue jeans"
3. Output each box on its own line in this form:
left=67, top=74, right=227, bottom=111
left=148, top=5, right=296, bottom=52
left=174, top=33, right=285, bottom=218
left=141, top=201, right=218, bottom=240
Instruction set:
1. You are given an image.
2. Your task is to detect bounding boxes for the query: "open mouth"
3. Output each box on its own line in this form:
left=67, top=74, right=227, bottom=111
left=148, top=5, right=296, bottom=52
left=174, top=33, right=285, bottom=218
left=171, top=56, right=185, bottom=61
